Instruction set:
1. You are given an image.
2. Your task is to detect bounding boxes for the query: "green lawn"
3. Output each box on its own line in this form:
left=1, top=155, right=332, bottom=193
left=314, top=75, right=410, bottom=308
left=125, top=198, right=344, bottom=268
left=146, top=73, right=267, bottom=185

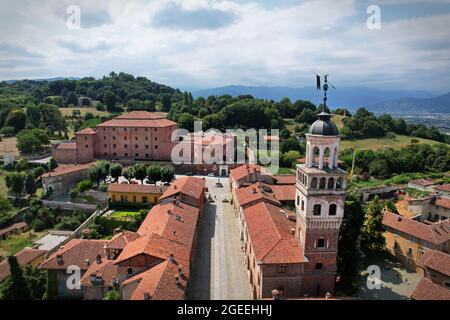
left=0, top=232, right=45, bottom=256
left=340, top=134, right=441, bottom=151
left=274, top=167, right=295, bottom=175
left=110, top=210, right=141, bottom=219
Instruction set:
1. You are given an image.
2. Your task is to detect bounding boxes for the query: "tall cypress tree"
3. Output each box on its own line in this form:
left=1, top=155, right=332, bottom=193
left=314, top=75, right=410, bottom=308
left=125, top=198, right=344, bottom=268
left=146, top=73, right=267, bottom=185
left=0, top=256, right=32, bottom=300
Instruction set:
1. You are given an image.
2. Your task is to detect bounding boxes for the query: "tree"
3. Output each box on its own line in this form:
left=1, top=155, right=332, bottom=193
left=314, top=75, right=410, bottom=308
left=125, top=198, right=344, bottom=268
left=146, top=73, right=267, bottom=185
left=6, top=172, right=24, bottom=196
left=280, top=150, right=301, bottom=168
left=295, top=108, right=316, bottom=124
left=89, top=161, right=109, bottom=186
left=369, top=159, right=389, bottom=178
left=0, top=256, right=32, bottom=300
left=104, top=289, right=121, bottom=300
left=161, top=166, right=175, bottom=184
left=122, top=167, right=135, bottom=183
left=177, top=113, right=195, bottom=132
left=361, top=197, right=386, bottom=253
left=49, top=157, right=58, bottom=171
left=5, top=109, right=27, bottom=133
left=146, top=165, right=162, bottom=184
left=16, top=129, right=50, bottom=154
left=24, top=174, right=36, bottom=195
left=109, top=164, right=123, bottom=183
left=23, top=265, right=47, bottom=299
left=103, top=90, right=117, bottom=111
left=15, top=158, right=29, bottom=171
left=336, top=192, right=365, bottom=295
left=133, top=163, right=147, bottom=185
left=161, top=94, right=172, bottom=112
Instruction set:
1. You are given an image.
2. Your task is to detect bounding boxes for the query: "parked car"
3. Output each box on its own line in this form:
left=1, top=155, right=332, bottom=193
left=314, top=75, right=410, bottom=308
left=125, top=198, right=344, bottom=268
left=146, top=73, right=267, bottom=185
left=207, top=173, right=215, bottom=177
left=185, top=172, right=194, bottom=176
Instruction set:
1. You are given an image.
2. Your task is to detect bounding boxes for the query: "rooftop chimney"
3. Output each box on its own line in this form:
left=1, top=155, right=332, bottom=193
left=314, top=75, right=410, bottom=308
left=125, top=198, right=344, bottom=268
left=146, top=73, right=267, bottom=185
left=175, top=275, right=180, bottom=285
left=56, top=255, right=63, bottom=264
left=96, top=254, right=102, bottom=264
left=85, top=258, right=90, bottom=266
left=168, top=253, right=175, bottom=263
left=143, top=292, right=151, bottom=300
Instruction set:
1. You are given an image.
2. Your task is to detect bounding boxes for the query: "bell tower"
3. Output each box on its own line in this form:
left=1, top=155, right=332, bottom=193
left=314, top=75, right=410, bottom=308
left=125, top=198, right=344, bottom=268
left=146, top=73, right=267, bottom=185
left=295, top=111, right=347, bottom=297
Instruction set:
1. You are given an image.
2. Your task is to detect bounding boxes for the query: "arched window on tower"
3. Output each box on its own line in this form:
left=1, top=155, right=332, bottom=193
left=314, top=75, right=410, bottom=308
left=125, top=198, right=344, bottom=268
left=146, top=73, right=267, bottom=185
left=319, top=177, right=326, bottom=189
left=327, top=177, right=335, bottom=189
left=336, top=177, right=343, bottom=189
left=315, top=262, right=323, bottom=271
left=329, top=204, right=337, bottom=216
left=313, top=147, right=320, bottom=166
left=313, top=204, right=321, bottom=216
left=324, top=147, right=330, bottom=168
left=311, top=177, right=318, bottom=189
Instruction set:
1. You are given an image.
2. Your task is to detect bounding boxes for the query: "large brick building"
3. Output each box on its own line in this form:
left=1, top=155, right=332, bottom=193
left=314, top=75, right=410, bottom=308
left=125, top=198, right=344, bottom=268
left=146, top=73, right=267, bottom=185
left=231, top=112, right=347, bottom=299
left=53, top=111, right=178, bottom=164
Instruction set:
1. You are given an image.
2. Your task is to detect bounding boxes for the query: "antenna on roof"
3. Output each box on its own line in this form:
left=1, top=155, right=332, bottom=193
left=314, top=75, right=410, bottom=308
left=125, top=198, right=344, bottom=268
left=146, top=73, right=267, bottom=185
left=315, top=74, right=336, bottom=112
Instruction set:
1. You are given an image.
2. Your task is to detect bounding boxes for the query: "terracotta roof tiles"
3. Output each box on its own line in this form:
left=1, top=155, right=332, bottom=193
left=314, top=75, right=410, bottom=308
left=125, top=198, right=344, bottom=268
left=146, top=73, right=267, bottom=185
left=411, top=278, right=450, bottom=300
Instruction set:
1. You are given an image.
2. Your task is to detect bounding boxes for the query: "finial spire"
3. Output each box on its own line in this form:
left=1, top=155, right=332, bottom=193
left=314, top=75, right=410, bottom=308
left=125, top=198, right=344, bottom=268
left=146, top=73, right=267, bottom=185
left=316, top=74, right=336, bottom=113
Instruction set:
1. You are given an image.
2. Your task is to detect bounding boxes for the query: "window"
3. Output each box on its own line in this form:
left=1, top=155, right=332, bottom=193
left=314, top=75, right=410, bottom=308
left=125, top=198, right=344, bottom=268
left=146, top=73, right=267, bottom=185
left=311, top=177, right=318, bottom=189
left=113, top=136, right=116, bottom=140
left=146, top=153, right=149, bottom=157
left=85, top=144, right=89, bottom=148
left=113, top=153, right=117, bottom=156
left=313, top=204, right=321, bottom=216
left=113, top=144, right=116, bottom=148
left=444, top=282, right=450, bottom=289
left=278, top=264, right=286, bottom=273
left=135, top=137, right=138, bottom=140
left=104, top=136, right=106, bottom=140
left=145, top=128, right=148, bottom=132
left=316, top=262, right=323, bottom=270
left=301, top=200, right=305, bottom=211
left=407, top=248, right=413, bottom=256
left=155, top=145, right=158, bottom=149
left=104, top=144, right=107, bottom=148
left=329, top=204, right=337, bottom=216
left=133, top=196, right=136, bottom=202
left=317, top=238, right=325, bottom=248
left=135, top=153, right=139, bottom=157
left=112, top=195, right=116, bottom=202
left=135, top=128, right=138, bottom=132
left=145, top=145, right=149, bottom=149
left=154, top=128, right=157, bottom=132
left=125, top=153, right=128, bottom=157
left=142, top=197, right=148, bottom=203
left=155, top=137, right=158, bottom=141
left=112, top=128, right=115, bottom=131
left=297, top=196, right=300, bottom=206
left=336, top=178, right=343, bottom=189
left=145, top=137, right=148, bottom=141
left=104, top=153, right=107, bottom=156
left=103, top=128, right=105, bottom=131
left=127, top=268, right=132, bottom=275
left=319, top=177, right=326, bottom=189
left=327, top=177, right=335, bottom=189
left=124, top=128, right=127, bottom=131
left=84, top=137, right=87, bottom=140
left=124, top=144, right=128, bottom=148
left=124, top=137, right=127, bottom=140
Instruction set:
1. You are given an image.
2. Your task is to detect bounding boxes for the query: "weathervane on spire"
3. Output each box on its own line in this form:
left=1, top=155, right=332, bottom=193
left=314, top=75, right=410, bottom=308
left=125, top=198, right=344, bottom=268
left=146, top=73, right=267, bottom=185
left=316, top=74, right=336, bottom=112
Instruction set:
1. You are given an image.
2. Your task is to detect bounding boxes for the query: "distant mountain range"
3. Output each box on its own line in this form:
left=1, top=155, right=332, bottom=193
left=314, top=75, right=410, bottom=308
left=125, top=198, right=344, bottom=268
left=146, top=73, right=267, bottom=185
left=4, top=77, right=81, bottom=84
left=193, top=85, right=449, bottom=113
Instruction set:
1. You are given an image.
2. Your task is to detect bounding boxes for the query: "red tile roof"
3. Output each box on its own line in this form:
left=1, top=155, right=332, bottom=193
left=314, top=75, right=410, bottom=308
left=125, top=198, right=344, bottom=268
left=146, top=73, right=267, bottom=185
left=435, top=197, right=450, bottom=210
left=115, top=111, right=166, bottom=120
left=0, top=248, right=47, bottom=281
left=229, top=164, right=263, bottom=182
left=235, top=182, right=281, bottom=208
left=41, top=163, right=94, bottom=178
left=435, top=184, right=450, bottom=192
left=114, top=233, right=188, bottom=266
left=137, top=203, right=199, bottom=249
left=243, top=202, right=303, bottom=264
left=411, top=278, right=450, bottom=300
left=96, top=112, right=176, bottom=128
left=383, top=211, right=450, bottom=245
left=104, top=231, right=140, bottom=251
left=0, top=222, right=28, bottom=236
left=270, top=185, right=296, bottom=202
left=54, top=142, right=77, bottom=150
left=270, top=175, right=296, bottom=185
left=160, top=177, right=205, bottom=202
left=409, top=179, right=435, bottom=187
left=76, top=127, right=96, bottom=135
left=129, top=259, right=188, bottom=300
left=107, top=184, right=168, bottom=194
left=419, top=250, right=450, bottom=277
left=80, top=258, right=118, bottom=287
left=40, top=239, right=108, bottom=271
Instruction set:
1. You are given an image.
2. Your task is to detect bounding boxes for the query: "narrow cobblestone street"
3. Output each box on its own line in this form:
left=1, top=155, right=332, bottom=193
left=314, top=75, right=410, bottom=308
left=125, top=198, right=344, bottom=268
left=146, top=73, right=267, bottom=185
left=188, top=177, right=252, bottom=300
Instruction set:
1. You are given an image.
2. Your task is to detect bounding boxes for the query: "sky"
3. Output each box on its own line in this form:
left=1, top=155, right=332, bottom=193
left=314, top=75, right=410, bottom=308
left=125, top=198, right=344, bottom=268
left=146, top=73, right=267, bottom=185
left=0, top=0, right=450, bottom=93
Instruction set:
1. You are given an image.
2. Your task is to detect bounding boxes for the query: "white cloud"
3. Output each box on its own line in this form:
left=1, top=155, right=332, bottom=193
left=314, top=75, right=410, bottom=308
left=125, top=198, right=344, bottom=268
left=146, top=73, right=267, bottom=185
left=0, top=0, right=449, bottom=92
